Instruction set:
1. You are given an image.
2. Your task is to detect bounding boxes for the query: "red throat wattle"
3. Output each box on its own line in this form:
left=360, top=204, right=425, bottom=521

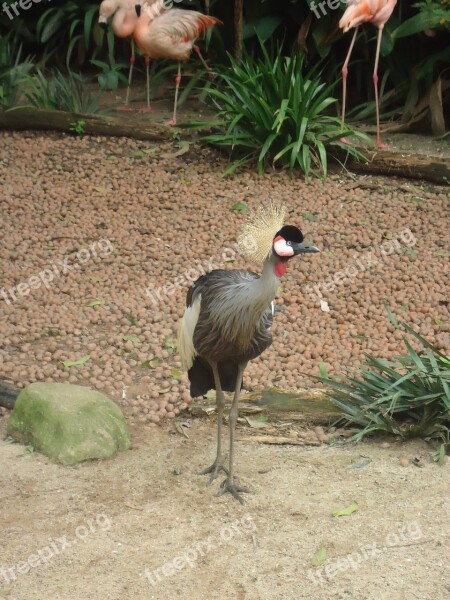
left=274, top=262, right=286, bottom=278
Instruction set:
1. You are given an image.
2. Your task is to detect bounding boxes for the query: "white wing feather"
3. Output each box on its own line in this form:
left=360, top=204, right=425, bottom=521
left=177, top=294, right=201, bottom=371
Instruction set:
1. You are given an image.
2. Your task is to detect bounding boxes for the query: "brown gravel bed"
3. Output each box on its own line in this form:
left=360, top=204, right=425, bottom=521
left=0, top=131, right=448, bottom=426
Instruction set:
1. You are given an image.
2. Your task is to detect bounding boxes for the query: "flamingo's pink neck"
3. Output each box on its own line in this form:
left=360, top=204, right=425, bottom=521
left=112, top=7, right=136, bottom=38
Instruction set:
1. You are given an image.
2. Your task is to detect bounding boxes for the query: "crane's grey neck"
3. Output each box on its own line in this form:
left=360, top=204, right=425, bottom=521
left=259, top=252, right=283, bottom=296
left=210, top=253, right=283, bottom=349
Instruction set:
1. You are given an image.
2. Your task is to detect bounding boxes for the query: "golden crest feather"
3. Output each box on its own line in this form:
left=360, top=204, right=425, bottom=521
left=237, top=201, right=287, bottom=264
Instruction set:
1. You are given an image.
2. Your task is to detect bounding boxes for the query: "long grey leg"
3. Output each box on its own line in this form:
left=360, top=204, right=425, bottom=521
left=198, top=361, right=228, bottom=482
left=217, top=362, right=250, bottom=504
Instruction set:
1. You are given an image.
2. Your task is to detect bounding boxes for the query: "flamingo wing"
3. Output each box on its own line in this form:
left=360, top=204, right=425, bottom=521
left=138, top=9, right=221, bottom=61
left=340, top=0, right=397, bottom=31
left=154, top=9, right=221, bottom=41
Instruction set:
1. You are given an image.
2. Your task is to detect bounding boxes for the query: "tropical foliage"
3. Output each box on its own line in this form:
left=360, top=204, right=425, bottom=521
left=23, top=69, right=108, bottom=114
left=0, top=35, right=33, bottom=108
left=195, top=43, right=368, bottom=177
left=0, top=0, right=448, bottom=131
left=317, top=310, right=450, bottom=458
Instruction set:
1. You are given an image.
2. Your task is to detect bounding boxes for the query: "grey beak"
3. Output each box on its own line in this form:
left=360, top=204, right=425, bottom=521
left=293, top=242, right=320, bottom=255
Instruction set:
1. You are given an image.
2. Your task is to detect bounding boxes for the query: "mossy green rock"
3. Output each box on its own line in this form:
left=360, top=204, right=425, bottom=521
left=7, top=383, right=130, bottom=465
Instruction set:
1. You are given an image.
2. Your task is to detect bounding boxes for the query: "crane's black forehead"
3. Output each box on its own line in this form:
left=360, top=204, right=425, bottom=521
left=275, top=225, right=304, bottom=243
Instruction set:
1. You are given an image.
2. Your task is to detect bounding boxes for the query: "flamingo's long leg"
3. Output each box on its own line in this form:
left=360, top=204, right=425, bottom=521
left=116, top=38, right=135, bottom=111
left=169, top=62, right=182, bottom=125
left=341, top=26, right=358, bottom=132
left=373, top=25, right=385, bottom=149
left=124, top=38, right=135, bottom=107
left=145, top=55, right=151, bottom=110
left=139, top=56, right=153, bottom=113
left=193, top=45, right=210, bottom=71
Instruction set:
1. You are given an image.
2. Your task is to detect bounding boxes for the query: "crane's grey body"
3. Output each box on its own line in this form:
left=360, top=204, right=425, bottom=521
left=184, top=259, right=279, bottom=397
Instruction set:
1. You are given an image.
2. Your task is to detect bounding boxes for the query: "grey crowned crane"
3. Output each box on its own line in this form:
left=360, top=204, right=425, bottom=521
left=178, top=203, right=320, bottom=503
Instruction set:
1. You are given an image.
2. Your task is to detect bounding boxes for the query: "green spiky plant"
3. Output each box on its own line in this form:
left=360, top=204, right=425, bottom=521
left=190, top=41, right=369, bottom=177
left=36, top=0, right=109, bottom=67
left=316, top=308, right=450, bottom=462
left=0, top=36, right=34, bottom=108
left=23, top=68, right=109, bottom=115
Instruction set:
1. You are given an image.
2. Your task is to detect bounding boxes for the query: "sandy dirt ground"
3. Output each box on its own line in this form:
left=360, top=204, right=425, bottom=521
left=1, top=418, right=449, bottom=600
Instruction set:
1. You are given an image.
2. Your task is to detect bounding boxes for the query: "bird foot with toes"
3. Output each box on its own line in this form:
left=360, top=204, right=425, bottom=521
left=216, top=476, right=250, bottom=504
left=138, top=107, right=154, bottom=113
left=198, top=458, right=228, bottom=483
left=115, top=105, right=132, bottom=112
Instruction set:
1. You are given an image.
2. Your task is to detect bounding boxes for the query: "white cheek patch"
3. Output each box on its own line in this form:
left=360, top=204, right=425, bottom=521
left=273, top=236, right=294, bottom=257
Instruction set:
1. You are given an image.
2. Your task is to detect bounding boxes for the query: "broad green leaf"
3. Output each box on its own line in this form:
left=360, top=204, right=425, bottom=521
left=302, top=212, right=317, bottom=222
left=243, top=16, right=283, bottom=42
left=310, top=546, right=327, bottom=567
left=319, top=362, right=328, bottom=379
left=85, top=299, right=107, bottom=307
left=349, top=457, right=372, bottom=469
left=232, top=202, right=249, bottom=212
left=123, top=335, right=140, bottom=343
left=61, top=355, right=91, bottom=368
left=332, top=502, right=359, bottom=517
left=394, top=12, right=441, bottom=39
left=141, top=357, right=162, bottom=368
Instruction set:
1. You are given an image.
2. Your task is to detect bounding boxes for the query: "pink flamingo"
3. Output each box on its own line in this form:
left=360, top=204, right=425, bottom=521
left=339, top=0, right=398, bottom=148
left=98, top=0, right=142, bottom=111
left=134, top=2, right=222, bottom=124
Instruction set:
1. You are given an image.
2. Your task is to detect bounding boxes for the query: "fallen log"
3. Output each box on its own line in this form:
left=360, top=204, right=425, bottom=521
left=2, top=108, right=446, bottom=185
left=237, top=435, right=321, bottom=446
left=189, top=387, right=340, bottom=425
left=0, top=108, right=169, bottom=141
left=339, top=147, right=450, bottom=186
left=0, top=381, right=20, bottom=410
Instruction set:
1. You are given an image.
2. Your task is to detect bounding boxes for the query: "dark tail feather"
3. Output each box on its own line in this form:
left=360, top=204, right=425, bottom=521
left=188, top=357, right=241, bottom=398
